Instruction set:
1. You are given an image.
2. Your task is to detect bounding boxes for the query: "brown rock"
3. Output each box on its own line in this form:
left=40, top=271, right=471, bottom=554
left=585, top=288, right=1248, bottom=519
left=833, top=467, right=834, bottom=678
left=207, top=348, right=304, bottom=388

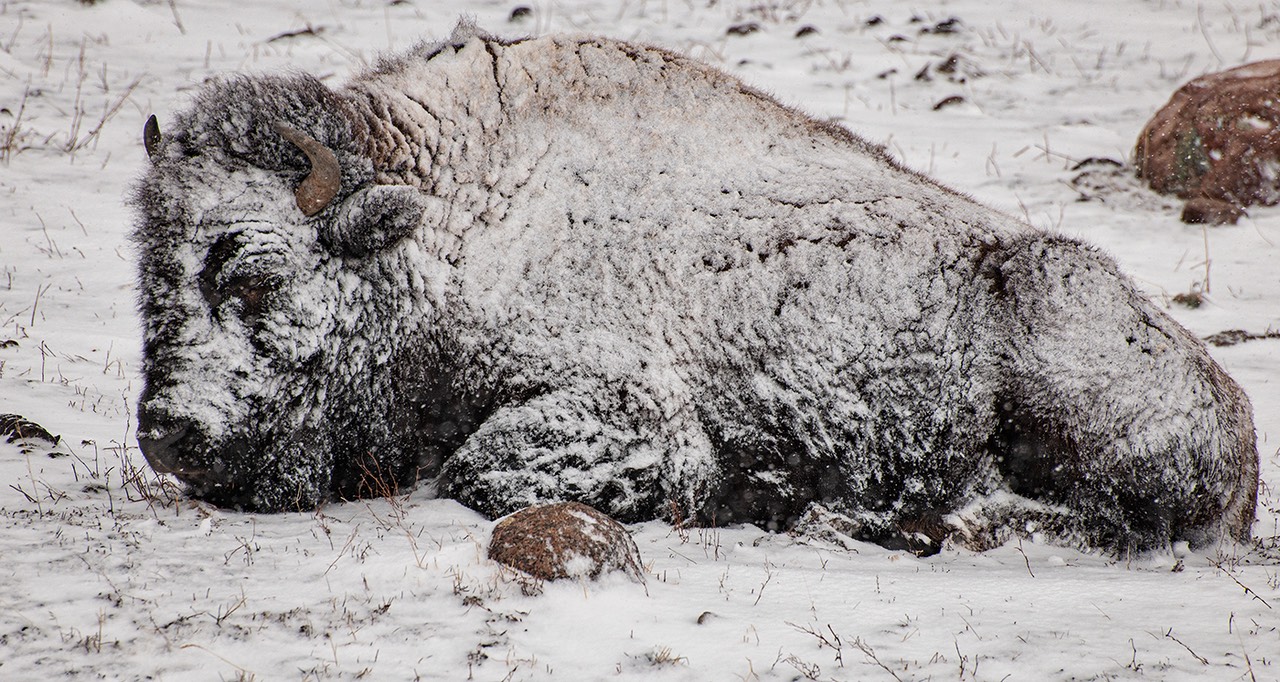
left=1136, top=60, right=1280, bottom=222
left=487, top=502, right=645, bottom=584
left=1181, top=196, right=1245, bottom=225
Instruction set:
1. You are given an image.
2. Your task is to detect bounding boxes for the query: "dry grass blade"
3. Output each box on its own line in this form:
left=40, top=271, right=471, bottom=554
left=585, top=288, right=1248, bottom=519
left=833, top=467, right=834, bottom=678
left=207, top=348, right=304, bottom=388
left=68, top=75, right=144, bottom=155
left=1, top=87, right=31, bottom=165
left=1210, top=557, right=1274, bottom=609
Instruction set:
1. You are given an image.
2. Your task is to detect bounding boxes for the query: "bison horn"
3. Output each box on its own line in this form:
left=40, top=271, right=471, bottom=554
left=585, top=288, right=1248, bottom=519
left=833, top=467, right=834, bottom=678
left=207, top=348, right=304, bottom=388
left=273, top=122, right=341, bottom=216
left=143, top=114, right=161, bottom=160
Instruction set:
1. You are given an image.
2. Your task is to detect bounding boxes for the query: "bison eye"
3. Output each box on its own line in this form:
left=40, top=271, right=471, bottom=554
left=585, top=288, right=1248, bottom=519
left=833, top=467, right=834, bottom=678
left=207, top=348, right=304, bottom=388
left=198, top=235, right=284, bottom=318
left=198, top=269, right=277, bottom=318
left=222, top=275, right=275, bottom=317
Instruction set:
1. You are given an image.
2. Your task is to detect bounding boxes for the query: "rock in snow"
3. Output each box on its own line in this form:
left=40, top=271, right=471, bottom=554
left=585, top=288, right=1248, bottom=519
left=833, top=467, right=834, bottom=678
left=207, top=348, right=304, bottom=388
left=1136, top=59, right=1280, bottom=225
left=488, top=501, right=645, bottom=583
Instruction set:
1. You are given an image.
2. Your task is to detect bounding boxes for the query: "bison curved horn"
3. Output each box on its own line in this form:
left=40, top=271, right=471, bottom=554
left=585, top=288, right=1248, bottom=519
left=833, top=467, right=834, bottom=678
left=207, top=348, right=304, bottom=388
left=272, top=122, right=342, bottom=217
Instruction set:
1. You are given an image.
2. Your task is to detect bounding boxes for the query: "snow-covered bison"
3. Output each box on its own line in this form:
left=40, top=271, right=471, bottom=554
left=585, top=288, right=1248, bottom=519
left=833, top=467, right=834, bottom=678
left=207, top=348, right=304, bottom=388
left=132, top=23, right=1257, bottom=554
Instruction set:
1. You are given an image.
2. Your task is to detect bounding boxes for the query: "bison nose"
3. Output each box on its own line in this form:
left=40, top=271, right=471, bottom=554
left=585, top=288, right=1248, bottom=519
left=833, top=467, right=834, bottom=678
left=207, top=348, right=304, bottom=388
left=137, top=422, right=192, bottom=475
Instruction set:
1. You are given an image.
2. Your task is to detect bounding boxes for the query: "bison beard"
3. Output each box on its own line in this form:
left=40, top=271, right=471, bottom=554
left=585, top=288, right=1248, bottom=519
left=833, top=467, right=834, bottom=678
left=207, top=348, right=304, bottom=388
left=130, top=21, right=1257, bottom=555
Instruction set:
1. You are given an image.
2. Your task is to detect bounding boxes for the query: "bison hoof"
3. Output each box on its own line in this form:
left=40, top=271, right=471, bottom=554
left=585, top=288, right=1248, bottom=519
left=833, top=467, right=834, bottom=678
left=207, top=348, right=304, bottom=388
left=488, top=502, right=646, bottom=584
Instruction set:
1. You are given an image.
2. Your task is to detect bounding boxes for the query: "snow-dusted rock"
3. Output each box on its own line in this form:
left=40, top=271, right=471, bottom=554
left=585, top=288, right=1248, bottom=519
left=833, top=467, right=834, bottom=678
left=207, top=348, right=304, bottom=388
left=488, top=502, right=645, bottom=583
left=1136, top=59, right=1280, bottom=224
left=131, top=22, right=1257, bottom=554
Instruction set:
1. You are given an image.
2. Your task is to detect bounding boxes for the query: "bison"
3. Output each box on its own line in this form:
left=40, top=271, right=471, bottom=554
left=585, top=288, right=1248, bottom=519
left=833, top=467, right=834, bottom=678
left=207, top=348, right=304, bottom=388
left=132, top=22, right=1257, bottom=554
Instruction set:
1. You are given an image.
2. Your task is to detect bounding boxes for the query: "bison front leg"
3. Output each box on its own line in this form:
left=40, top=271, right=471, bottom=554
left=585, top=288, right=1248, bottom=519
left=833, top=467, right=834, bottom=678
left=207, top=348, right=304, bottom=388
left=439, top=389, right=711, bottom=523
left=984, top=234, right=1257, bottom=553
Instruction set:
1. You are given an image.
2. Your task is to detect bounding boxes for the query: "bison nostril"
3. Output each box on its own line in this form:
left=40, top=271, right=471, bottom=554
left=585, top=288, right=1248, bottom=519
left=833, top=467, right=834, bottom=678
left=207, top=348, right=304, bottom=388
left=137, top=422, right=192, bottom=474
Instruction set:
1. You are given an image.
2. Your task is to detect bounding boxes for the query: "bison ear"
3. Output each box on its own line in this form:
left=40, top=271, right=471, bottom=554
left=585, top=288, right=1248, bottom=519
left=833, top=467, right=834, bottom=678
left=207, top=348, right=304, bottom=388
left=322, top=185, right=435, bottom=257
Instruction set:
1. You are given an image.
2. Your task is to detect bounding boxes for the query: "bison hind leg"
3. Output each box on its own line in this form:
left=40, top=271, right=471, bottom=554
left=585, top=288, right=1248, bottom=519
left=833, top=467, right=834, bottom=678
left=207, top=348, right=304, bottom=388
left=986, top=404, right=1211, bottom=553
left=982, top=233, right=1258, bottom=554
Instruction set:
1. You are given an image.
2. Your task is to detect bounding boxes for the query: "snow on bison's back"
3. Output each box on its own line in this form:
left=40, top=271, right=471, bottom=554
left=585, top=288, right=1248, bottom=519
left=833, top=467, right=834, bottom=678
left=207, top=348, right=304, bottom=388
left=130, top=23, right=1258, bottom=555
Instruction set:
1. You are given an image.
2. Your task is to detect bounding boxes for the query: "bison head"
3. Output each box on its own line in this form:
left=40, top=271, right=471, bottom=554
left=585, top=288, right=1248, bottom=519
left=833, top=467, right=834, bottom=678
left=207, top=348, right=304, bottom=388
left=132, top=74, right=434, bottom=510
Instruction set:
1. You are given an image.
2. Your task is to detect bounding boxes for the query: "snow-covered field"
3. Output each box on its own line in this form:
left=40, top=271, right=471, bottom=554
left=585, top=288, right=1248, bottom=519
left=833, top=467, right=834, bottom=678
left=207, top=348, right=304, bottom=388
left=2, top=0, right=1278, bottom=679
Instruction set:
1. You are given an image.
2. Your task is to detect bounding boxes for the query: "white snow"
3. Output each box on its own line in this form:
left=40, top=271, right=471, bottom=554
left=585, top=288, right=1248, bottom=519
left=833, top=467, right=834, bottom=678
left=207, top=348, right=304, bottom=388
left=1, top=0, right=1278, bottom=679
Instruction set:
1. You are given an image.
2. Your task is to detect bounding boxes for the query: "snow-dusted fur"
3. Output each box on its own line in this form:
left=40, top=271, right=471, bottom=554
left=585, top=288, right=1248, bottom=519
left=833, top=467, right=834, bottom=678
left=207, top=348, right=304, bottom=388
left=131, top=24, right=1257, bottom=554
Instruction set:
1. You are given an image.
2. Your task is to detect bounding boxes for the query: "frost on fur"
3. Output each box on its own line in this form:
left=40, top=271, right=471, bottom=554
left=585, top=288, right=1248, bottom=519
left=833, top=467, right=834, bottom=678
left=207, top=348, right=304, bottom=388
left=131, top=26, right=1257, bottom=555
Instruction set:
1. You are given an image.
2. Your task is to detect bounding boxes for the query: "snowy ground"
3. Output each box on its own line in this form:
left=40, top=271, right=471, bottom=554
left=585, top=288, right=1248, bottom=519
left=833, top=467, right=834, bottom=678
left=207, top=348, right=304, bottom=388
left=2, top=0, right=1279, bottom=679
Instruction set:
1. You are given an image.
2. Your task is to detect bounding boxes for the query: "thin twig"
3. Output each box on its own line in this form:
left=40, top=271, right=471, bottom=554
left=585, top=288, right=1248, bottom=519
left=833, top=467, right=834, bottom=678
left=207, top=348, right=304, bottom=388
left=753, top=560, right=774, bottom=606
left=179, top=643, right=254, bottom=675
left=70, top=76, right=143, bottom=154
left=1015, top=539, right=1036, bottom=578
left=1196, top=4, right=1224, bottom=68
left=167, top=0, right=186, bottom=35
left=1210, top=558, right=1273, bottom=609
left=853, top=637, right=904, bottom=682
left=1163, top=628, right=1209, bottom=665
left=1201, top=223, right=1211, bottom=294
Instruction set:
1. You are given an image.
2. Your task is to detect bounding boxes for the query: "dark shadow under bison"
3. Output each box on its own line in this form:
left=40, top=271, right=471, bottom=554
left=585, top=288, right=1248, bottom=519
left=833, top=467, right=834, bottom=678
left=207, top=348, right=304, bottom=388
left=132, top=23, right=1257, bottom=556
